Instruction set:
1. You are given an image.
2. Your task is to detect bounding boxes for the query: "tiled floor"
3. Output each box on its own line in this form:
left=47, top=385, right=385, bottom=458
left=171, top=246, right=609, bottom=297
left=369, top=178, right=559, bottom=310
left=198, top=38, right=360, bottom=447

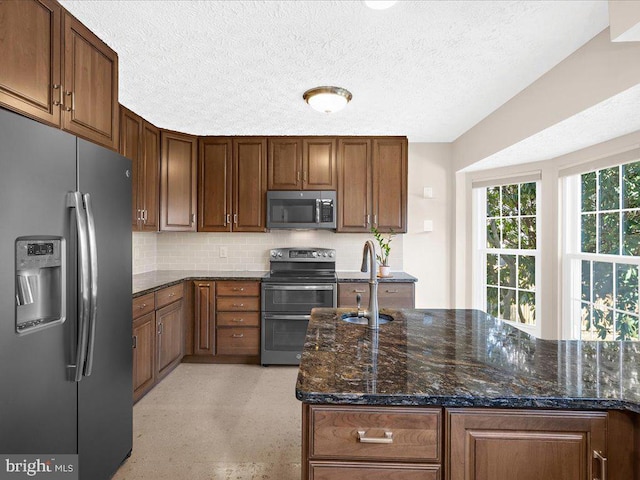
left=113, top=364, right=301, bottom=480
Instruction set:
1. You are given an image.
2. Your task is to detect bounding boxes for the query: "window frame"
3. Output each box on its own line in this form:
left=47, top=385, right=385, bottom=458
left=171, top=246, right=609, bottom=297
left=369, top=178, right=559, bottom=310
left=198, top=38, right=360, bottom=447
left=473, top=180, right=542, bottom=338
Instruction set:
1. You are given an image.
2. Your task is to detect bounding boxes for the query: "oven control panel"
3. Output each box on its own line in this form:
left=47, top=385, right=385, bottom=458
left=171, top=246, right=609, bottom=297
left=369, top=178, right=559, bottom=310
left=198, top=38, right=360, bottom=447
left=270, top=248, right=335, bottom=261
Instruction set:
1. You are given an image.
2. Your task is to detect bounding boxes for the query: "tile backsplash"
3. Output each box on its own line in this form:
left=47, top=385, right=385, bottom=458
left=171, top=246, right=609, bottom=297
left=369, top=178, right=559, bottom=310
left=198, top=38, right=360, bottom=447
left=132, top=231, right=403, bottom=274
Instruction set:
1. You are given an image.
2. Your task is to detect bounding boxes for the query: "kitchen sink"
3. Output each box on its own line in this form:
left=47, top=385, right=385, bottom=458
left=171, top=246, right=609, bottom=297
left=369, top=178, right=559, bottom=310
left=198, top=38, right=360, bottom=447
left=341, top=312, right=394, bottom=325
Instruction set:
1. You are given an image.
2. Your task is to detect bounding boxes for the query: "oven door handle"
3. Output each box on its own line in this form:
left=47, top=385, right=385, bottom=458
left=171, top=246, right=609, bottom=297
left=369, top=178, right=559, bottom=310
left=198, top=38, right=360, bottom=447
left=263, top=314, right=311, bottom=321
left=263, top=285, right=334, bottom=291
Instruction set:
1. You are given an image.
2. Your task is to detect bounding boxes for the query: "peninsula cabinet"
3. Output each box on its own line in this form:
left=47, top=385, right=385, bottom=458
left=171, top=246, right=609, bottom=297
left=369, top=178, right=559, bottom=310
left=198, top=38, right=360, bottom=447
left=120, top=106, right=160, bottom=231
left=447, top=409, right=607, bottom=480
left=0, top=0, right=119, bottom=150
left=268, top=137, right=337, bottom=190
left=198, top=137, right=267, bottom=232
left=161, top=131, right=198, bottom=231
left=337, top=137, right=407, bottom=233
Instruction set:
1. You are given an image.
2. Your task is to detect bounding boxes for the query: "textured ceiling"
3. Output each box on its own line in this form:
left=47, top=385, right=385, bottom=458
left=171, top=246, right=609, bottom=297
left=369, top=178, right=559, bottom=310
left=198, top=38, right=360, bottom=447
left=59, top=0, right=613, bottom=164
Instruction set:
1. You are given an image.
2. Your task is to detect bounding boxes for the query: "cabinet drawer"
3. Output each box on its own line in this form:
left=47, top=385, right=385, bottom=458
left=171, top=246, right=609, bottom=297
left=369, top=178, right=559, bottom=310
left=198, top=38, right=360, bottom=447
left=216, top=296, right=260, bottom=312
left=310, top=406, right=441, bottom=462
left=338, top=282, right=414, bottom=309
left=310, top=462, right=440, bottom=480
left=216, top=327, right=259, bottom=355
left=217, top=281, right=260, bottom=297
left=155, top=283, right=184, bottom=308
left=133, top=293, right=155, bottom=319
left=217, top=311, right=260, bottom=327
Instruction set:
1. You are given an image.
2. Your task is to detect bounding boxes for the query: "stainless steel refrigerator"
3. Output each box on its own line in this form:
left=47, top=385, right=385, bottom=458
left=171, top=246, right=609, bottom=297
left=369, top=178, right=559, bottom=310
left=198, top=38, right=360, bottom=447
left=0, top=108, right=133, bottom=479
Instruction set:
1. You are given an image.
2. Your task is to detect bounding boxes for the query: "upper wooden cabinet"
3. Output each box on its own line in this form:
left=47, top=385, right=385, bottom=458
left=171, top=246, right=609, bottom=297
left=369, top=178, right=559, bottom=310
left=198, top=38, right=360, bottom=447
left=120, top=105, right=160, bottom=231
left=161, top=131, right=197, bottom=231
left=62, top=11, right=118, bottom=149
left=337, top=137, right=407, bottom=233
left=0, top=0, right=61, bottom=126
left=199, top=137, right=267, bottom=232
left=268, top=137, right=337, bottom=190
left=0, top=1, right=119, bottom=150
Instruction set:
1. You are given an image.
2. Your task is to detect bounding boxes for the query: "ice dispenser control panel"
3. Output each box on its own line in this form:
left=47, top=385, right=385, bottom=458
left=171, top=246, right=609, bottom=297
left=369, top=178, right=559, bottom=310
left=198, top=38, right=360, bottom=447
left=15, top=237, right=66, bottom=334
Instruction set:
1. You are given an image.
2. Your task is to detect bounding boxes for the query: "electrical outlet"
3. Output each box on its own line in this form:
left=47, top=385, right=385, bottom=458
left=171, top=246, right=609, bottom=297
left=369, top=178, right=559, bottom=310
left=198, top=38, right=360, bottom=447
left=220, top=247, right=228, bottom=258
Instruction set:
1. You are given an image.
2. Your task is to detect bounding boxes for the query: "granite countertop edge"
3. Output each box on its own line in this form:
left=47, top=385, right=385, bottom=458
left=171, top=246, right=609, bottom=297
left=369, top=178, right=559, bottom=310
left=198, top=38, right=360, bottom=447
left=294, top=391, right=640, bottom=414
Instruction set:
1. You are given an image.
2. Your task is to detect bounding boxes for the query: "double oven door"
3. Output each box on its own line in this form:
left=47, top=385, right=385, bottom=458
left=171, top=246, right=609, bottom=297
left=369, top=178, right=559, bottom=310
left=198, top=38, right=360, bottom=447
left=261, top=283, right=336, bottom=365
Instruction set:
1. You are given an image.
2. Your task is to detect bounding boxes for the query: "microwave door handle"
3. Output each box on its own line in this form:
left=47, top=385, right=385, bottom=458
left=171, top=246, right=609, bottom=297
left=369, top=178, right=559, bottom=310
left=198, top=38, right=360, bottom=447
left=315, top=199, right=320, bottom=223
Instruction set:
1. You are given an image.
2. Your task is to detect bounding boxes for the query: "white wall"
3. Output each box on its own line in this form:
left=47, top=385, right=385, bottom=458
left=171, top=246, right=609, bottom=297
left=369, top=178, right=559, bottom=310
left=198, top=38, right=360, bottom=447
left=403, top=143, right=453, bottom=308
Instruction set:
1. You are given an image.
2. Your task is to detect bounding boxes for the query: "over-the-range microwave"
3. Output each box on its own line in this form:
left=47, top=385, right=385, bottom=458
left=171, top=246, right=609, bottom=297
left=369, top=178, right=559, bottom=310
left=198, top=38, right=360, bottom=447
left=266, top=190, right=336, bottom=229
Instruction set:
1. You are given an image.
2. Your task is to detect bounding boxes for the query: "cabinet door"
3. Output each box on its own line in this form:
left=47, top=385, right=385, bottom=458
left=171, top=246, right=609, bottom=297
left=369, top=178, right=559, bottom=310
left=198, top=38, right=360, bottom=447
left=198, top=137, right=233, bottom=232
left=140, top=121, right=160, bottom=231
left=372, top=138, right=407, bottom=233
left=160, top=131, right=197, bottom=231
left=303, top=138, right=337, bottom=190
left=194, top=281, right=215, bottom=356
left=119, top=106, right=142, bottom=229
left=447, top=409, right=607, bottom=480
left=156, top=299, right=184, bottom=379
left=337, top=139, right=371, bottom=232
left=0, top=0, right=61, bottom=126
left=133, top=311, right=155, bottom=402
left=268, top=138, right=302, bottom=190
left=62, top=11, right=118, bottom=150
left=233, top=137, right=267, bottom=232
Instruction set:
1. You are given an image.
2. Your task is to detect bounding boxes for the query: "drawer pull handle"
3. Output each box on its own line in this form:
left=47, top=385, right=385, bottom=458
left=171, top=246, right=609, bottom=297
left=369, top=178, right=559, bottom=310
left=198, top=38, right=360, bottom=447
left=168, top=293, right=175, bottom=297
left=353, top=289, right=366, bottom=293
left=233, top=303, right=244, bottom=307
left=386, top=290, right=399, bottom=294
left=138, top=303, right=146, bottom=309
left=593, top=450, right=607, bottom=480
left=232, top=287, right=244, bottom=292
left=232, top=333, right=244, bottom=338
left=232, top=318, right=244, bottom=323
left=357, top=430, right=393, bottom=444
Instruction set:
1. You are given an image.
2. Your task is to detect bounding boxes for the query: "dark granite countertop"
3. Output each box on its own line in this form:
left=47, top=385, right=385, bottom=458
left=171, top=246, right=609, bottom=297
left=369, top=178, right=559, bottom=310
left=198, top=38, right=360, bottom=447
left=133, top=270, right=268, bottom=297
left=133, top=270, right=416, bottom=296
left=337, top=271, right=417, bottom=282
left=296, top=308, right=640, bottom=413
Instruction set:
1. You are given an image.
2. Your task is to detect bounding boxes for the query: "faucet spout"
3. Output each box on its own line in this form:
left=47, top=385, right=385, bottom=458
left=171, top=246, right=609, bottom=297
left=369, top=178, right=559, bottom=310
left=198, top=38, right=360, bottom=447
left=360, top=241, right=380, bottom=329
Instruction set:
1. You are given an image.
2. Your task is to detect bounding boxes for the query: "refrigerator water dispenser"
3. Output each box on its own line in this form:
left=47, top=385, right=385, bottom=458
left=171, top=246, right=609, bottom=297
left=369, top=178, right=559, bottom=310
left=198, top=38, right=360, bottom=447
left=15, top=237, right=66, bottom=334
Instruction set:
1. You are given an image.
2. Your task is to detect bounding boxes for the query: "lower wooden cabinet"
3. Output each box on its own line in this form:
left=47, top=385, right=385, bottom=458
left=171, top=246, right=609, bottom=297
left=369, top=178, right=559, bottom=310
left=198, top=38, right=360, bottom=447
left=132, top=283, right=184, bottom=402
left=447, top=409, right=607, bottom=480
left=338, top=282, right=415, bottom=309
left=303, top=405, right=615, bottom=480
left=189, top=280, right=260, bottom=362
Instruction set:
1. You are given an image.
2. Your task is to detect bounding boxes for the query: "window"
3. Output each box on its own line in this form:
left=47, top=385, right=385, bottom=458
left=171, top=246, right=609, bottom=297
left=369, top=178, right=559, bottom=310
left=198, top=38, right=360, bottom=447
left=564, top=160, right=640, bottom=341
left=477, top=181, right=539, bottom=328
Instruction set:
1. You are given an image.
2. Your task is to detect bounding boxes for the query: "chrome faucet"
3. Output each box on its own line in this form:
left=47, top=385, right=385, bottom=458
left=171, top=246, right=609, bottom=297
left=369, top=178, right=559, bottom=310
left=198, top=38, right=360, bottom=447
left=359, top=240, right=380, bottom=329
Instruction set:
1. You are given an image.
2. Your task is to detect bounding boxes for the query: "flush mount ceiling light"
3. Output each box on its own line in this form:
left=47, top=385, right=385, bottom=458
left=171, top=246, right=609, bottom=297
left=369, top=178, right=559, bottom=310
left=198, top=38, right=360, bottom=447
left=303, top=86, right=353, bottom=113
left=364, top=1, right=398, bottom=10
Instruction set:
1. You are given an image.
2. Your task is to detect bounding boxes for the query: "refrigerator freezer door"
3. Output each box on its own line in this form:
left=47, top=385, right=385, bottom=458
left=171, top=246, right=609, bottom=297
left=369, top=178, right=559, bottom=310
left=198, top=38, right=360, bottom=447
left=77, top=139, right=133, bottom=479
left=0, top=108, right=78, bottom=453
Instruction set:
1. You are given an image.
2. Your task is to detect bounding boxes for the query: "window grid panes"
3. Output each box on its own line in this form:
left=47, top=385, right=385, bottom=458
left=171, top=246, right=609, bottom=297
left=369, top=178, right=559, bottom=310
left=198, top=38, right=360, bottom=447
left=484, top=182, right=538, bottom=326
left=575, top=160, right=640, bottom=341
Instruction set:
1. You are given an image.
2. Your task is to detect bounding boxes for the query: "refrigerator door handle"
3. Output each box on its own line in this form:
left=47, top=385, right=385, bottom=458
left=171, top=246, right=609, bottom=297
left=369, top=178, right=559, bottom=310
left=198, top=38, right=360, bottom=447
left=67, top=191, right=91, bottom=382
left=83, top=193, right=98, bottom=377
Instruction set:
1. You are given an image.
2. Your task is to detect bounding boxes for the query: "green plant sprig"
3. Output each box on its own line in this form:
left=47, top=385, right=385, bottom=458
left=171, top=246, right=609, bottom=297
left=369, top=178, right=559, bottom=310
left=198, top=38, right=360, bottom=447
left=371, top=226, right=395, bottom=266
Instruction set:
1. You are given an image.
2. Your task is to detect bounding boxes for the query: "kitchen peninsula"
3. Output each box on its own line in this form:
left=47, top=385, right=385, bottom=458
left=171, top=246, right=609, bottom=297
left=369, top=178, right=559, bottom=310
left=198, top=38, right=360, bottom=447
left=296, top=308, right=640, bottom=479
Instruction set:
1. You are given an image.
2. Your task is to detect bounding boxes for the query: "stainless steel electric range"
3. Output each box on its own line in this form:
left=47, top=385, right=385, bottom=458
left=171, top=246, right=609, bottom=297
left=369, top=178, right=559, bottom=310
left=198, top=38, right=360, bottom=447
left=261, top=247, right=337, bottom=365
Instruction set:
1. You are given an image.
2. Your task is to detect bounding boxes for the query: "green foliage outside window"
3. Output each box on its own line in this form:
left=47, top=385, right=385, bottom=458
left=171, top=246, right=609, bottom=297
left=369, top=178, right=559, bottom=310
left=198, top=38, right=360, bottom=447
left=579, top=160, right=640, bottom=341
